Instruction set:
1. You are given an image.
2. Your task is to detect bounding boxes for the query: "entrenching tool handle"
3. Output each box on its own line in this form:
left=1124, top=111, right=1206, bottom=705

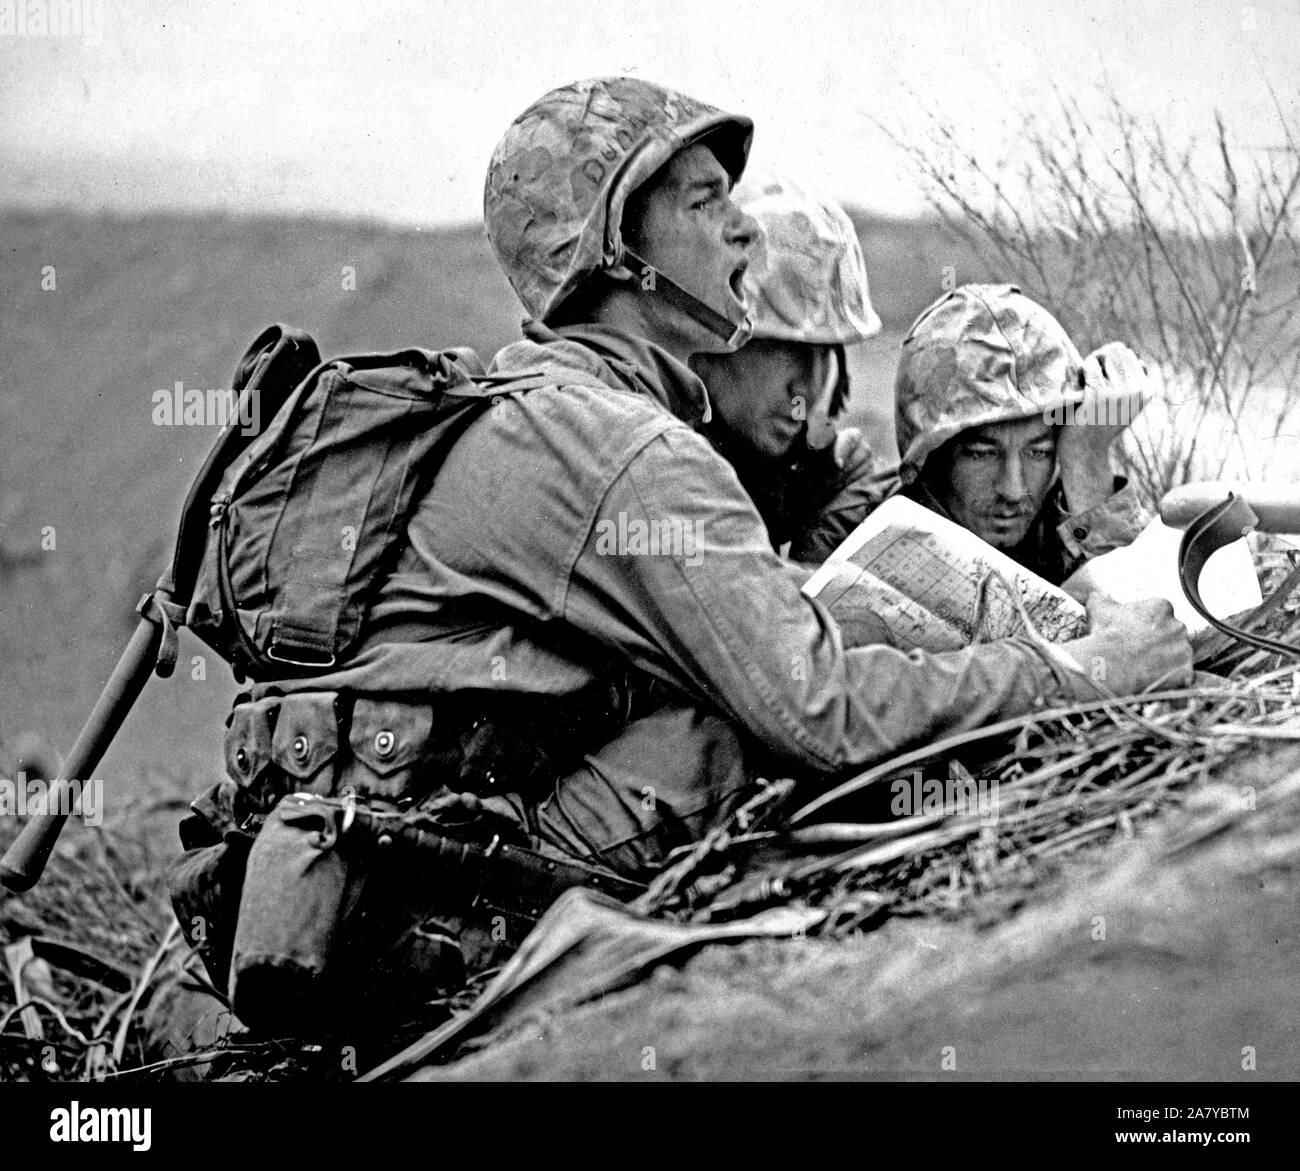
left=0, top=616, right=163, bottom=892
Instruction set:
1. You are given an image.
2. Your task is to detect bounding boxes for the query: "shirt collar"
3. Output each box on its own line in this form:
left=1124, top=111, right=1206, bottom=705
left=523, top=320, right=713, bottom=426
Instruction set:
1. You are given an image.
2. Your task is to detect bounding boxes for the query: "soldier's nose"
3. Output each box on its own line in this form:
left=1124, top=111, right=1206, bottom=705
left=998, top=455, right=1028, bottom=499
left=726, top=205, right=759, bottom=251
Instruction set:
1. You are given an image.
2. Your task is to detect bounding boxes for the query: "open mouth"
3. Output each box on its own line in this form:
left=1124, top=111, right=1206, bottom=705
left=728, top=261, right=749, bottom=306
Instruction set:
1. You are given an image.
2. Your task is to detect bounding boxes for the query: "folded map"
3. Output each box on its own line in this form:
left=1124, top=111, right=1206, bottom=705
left=801, top=495, right=1088, bottom=652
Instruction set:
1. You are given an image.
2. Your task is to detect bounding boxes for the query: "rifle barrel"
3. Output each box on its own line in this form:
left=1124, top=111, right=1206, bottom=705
left=1160, top=482, right=1300, bottom=533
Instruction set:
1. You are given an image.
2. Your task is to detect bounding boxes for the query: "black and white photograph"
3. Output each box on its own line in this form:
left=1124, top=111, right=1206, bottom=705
left=0, top=0, right=1296, bottom=1140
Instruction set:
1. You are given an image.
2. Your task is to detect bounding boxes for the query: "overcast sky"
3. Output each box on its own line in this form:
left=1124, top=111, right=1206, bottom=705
left=1, top=0, right=1296, bottom=226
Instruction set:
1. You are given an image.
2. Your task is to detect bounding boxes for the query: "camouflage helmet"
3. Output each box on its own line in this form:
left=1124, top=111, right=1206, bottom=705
left=737, top=176, right=882, bottom=345
left=484, top=76, right=754, bottom=331
left=895, top=284, right=1084, bottom=486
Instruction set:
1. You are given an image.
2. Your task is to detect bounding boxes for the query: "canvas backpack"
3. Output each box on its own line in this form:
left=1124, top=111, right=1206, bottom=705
left=184, top=324, right=559, bottom=681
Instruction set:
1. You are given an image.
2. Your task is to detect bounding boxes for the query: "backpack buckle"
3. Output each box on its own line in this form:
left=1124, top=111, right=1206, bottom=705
left=265, top=642, right=338, bottom=669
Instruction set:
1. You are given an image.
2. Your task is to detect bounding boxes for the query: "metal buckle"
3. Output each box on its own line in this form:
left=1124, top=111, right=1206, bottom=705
left=723, top=315, right=753, bottom=352
left=266, top=642, right=338, bottom=669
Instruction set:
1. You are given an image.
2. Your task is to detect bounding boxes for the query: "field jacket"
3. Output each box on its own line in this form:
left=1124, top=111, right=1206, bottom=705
left=268, top=319, right=1091, bottom=778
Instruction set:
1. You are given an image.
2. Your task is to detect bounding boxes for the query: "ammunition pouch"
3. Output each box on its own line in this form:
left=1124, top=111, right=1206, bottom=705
left=171, top=685, right=645, bottom=1035
left=221, top=690, right=439, bottom=815
left=218, top=682, right=628, bottom=818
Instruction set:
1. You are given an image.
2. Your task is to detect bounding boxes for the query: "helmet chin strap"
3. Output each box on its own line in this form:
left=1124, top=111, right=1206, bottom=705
left=622, top=249, right=752, bottom=352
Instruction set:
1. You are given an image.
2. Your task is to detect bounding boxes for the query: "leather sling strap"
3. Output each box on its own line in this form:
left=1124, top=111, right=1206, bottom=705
left=1178, top=493, right=1300, bottom=662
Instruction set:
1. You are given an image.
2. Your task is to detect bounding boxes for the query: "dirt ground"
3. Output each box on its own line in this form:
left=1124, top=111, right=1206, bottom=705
left=418, top=745, right=1300, bottom=1081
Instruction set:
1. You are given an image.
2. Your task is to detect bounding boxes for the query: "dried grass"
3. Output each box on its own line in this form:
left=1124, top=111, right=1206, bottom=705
left=0, top=815, right=178, bottom=1080
left=640, top=561, right=1300, bottom=938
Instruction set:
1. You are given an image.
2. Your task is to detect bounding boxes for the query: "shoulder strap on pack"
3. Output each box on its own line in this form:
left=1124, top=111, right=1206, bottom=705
left=471, top=362, right=622, bottom=396
left=260, top=348, right=479, bottom=671
left=159, top=324, right=322, bottom=675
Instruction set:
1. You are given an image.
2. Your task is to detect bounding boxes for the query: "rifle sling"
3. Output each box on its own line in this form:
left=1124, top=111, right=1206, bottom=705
left=1179, top=493, right=1300, bottom=663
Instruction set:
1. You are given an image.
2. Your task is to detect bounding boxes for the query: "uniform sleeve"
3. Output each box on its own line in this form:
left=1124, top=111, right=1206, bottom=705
left=1056, top=478, right=1151, bottom=564
left=563, top=426, right=1087, bottom=776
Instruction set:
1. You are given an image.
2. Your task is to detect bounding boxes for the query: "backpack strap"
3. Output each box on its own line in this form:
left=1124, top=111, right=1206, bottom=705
left=470, top=363, right=623, bottom=396
left=169, top=325, right=322, bottom=606
left=265, top=362, right=622, bottom=668
left=154, top=324, right=323, bottom=679
left=264, top=349, right=478, bottom=670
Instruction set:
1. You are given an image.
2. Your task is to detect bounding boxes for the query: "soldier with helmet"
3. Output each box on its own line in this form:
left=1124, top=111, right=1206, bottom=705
left=894, top=284, right=1152, bottom=586
left=400, top=78, right=1184, bottom=870
left=261, top=78, right=1192, bottom=968
left=482, top=76, right=757, bottom=355
left=141, top=77, right=1198, bottom=1030
left=692, top=176, right=894, bottom=564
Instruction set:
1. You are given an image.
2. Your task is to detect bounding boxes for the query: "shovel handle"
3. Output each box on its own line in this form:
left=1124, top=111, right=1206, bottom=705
left=0, top=616, right=162, bottom=892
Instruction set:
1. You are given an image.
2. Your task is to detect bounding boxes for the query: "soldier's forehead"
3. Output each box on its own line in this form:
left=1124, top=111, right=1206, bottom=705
left=656, top=143, right=728, bottom=190
left=963, top=416, right=1057, bottom=445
